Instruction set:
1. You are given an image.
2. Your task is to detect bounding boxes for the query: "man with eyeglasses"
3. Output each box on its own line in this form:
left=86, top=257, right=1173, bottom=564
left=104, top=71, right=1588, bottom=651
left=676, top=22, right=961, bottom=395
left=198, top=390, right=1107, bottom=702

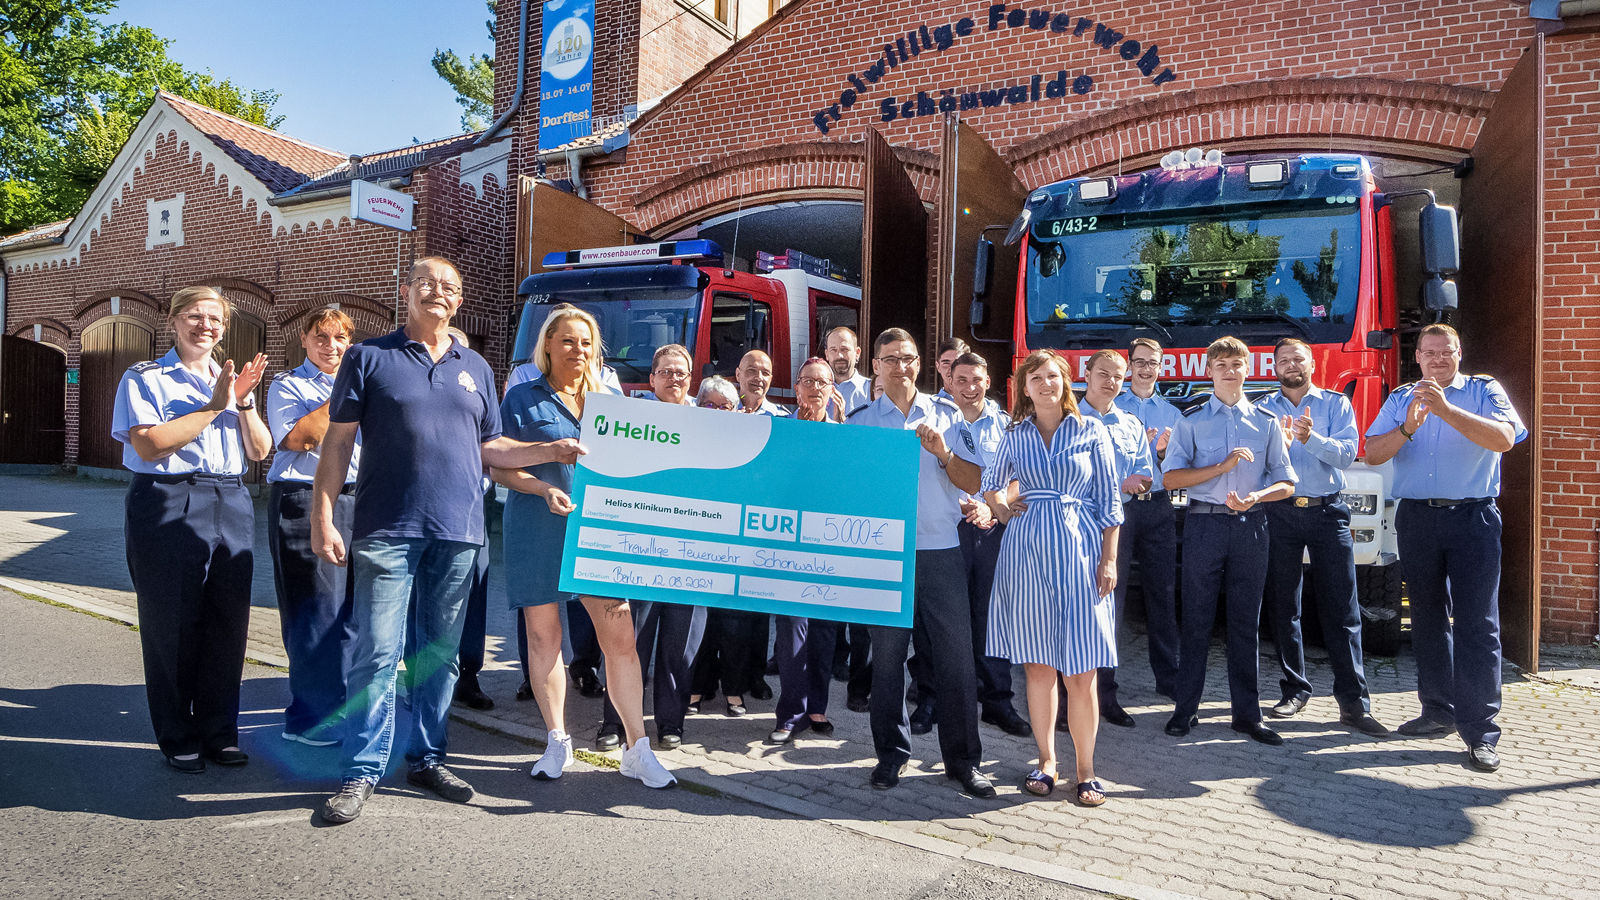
left=311, top=256, right=585, bottom=823
left=1364, top=323, right=1527, bottom=773
left=846, top=329, right=996, bottom=798
left=1109, top=338, right=1182, bottom=707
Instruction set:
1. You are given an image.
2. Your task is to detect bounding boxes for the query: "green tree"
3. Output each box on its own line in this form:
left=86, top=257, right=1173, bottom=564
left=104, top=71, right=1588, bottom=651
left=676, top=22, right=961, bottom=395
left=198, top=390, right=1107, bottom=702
left=0, top=0, right=284, bottom=234
left=432, top=0, right=496, bottom=132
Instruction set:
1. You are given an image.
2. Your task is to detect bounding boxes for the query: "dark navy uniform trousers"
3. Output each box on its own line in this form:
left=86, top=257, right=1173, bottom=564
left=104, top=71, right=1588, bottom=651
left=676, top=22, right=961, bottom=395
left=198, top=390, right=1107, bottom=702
left=267, top=482, right=355, bottom=739
left=604, top=601, right=706, bottom=737
left=125, top=473, right=254, bottom=757
left=869, top=548, right=982, bottom=774
left=1101, top=492, right=1179, bottom=703
left=1396, top=499, right=1504, bottom=747
left=1174, top=508, right=1268, bottom=725
left=1265, top=499, right=1371, bottom=713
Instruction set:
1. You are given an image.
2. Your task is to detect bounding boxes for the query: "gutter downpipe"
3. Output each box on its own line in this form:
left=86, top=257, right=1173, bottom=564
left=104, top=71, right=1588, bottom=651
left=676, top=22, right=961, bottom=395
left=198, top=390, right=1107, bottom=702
left=475, top=0, right=531, bottom=148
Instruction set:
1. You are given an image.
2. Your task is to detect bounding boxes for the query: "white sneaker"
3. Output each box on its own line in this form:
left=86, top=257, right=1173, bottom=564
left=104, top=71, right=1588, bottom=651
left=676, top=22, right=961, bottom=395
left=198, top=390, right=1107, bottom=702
left=530, top=730, right=574, bottom=781
left=282, top=730, right=339, bottom=748
left=620, top=738, right=677, bottom=789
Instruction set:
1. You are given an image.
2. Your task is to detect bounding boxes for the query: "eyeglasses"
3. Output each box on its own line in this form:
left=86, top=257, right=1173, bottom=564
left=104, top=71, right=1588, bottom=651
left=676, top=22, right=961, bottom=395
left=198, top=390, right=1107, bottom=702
left=1418, top=348, right=1459, bottom=360
left=798, top=376, right=834, bottom=388
left=876, top=355, right=919, bottom=368
left=179, top=313, right=225, bottom=328
left=1129, top=359, right=1160, bottom=369
left=653, top=368, right=689, bottom=380
left=699, top=400, right=734, bottom=410
left=411, top=277, right=462, bottom=297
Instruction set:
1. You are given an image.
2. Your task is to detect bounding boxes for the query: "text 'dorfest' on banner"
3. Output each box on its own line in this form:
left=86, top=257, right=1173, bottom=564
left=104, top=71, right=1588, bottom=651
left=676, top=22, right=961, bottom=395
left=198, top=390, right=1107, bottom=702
left=538, top=0, right=594, bottom=152
left=558, top=393, right=921, bottom=628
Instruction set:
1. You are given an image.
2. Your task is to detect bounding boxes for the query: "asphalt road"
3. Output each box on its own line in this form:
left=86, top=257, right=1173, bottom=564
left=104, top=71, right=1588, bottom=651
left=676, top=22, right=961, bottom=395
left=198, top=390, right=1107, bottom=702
left=0, top=588, right=1091, bottom=900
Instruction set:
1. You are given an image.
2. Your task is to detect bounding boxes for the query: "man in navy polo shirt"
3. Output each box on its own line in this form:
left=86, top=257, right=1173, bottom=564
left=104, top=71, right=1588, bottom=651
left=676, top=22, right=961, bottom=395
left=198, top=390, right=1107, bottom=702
left=309, top=256, right=583, bottom=824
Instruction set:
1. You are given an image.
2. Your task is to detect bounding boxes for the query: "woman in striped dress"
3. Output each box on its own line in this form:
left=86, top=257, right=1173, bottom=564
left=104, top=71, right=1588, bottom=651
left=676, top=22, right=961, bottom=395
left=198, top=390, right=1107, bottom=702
left=982, top=351, right=1122, bottom=806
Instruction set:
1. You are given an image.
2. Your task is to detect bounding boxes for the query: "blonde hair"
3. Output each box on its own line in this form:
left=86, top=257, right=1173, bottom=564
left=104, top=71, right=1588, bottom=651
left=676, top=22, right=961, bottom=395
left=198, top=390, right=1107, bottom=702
left=1009, top=350, right=1081, bottom=425
left=168, top=286, right=231, bottom=325
left=1206, top=336, right=1250, bottom=362
left=533, top=304, right=604, bottom=395
left=300, top=306, right=354, bottom=338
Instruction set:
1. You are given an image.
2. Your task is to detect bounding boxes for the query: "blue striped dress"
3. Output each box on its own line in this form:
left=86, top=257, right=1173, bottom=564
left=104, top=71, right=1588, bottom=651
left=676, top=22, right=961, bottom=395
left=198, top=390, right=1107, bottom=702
left=982, top=414, right=1125, bottom=675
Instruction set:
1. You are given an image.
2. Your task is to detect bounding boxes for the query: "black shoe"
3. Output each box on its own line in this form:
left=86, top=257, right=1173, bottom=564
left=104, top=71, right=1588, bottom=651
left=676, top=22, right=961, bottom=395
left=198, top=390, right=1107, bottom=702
left=750, top=679, right=773, bottom=701
left=1467, top=742, right=1501, bottom=772
left=1396, top=715, right=1454, bottom=738
left=1339, top=711, right=1391, bottom=737
left=1055, top=716, right=1071, bottom=734
left=870, top=759, right=907, bottom=790
left=1269, top=695, right=1308, bottom=719
left=686, top=698, right=701, bottom=715
left=654, top=732, right=682, bottom=751
left=949, top=768, right=997, bottom=799
left=1231, top=721, right=1284, bottom=746
left=807, top=718, right=835, bottom=737
left=320, top=779, right=374, bottom=824
left=454, top=677, right=495, bottom=711
left=846, top=694, right=870, bottom=713
left=981, top=708, right=1033, bottom=737
left=203, top=747, right=249, bottom=766
left=831, top=663, right=850, bottom=683
left=165, top=754, right=204, bottom=774
left=1100, top=703, right=1136, bottom=728
left=725, top=698, right=747, bottom=717
left=1165, top=714, right=1198, bottom=737
left=595, top=726, right=622, bottom=751
left=407, top=763, right=474, bottom=802
left=515, top=681, right=535, bottom=702
left=571, top=668, right=605, bottom=699
left=909, top=699, right=936, bottom=736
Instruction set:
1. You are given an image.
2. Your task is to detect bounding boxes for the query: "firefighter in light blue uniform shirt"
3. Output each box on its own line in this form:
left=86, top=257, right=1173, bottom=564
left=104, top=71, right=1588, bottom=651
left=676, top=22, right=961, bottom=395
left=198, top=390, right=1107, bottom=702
left=847, top=329, right=995, bottom=796
left=1162, top=338, right=1296, bottom=745
left=824, top=326, right=872, bottom=417
left=112, top=285, right=272, bottom=772
left=265, top=308, right=363, bottom=746
left=1079, top=350, right=1156, bottom=728
left=1363, top=324, right=1527, bottom=773
left=1110, top=339, right=1183, bottom=700
left=1257, top=338, right=1385, bottom=737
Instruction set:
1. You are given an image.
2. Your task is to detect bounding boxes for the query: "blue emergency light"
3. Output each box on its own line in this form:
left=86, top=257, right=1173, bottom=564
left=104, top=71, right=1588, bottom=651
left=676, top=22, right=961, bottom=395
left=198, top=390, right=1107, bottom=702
left=542, top=239, right=724, bottom=268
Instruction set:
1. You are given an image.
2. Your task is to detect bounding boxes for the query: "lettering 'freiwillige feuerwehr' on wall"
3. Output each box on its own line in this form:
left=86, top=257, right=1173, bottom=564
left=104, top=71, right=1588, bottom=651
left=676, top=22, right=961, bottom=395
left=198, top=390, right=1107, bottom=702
left=811, top=3, right=1180, bottom=134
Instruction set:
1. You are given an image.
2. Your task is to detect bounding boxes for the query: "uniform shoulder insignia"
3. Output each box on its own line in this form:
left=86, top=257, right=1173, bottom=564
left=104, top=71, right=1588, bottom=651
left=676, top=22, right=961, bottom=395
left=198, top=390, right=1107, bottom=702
left=931, top=395, right=959, bottom=412
left=844, top=403, right=871, bottom=421
left=1470, top=373, right=1496, bottom=383
left=129, top=360, right=160, bottom=374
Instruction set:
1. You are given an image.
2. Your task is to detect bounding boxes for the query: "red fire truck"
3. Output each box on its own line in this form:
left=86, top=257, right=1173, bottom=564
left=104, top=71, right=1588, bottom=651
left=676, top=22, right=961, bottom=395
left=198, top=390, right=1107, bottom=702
left=981, top=150, right=1462, bottom=654
left=513, top=240, right=860, bottom=399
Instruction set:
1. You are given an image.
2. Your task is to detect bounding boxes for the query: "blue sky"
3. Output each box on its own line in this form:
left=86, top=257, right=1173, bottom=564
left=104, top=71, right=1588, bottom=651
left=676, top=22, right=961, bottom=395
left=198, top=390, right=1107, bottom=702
left=107, top=0, right=497, bottom=154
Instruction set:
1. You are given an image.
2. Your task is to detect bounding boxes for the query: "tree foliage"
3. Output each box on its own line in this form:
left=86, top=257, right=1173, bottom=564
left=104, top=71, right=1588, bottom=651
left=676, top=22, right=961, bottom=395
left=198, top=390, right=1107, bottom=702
left=432, top=0, right=496, bottom=132
left=0, top=0, right=285, bottom=234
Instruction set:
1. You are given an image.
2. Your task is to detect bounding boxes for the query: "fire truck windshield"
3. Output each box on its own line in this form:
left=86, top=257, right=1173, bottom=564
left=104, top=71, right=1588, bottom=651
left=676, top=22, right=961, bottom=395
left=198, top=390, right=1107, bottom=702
left=514, top=287, right=702, bottom=384
left=1025, top=202, right=1361, bottom=348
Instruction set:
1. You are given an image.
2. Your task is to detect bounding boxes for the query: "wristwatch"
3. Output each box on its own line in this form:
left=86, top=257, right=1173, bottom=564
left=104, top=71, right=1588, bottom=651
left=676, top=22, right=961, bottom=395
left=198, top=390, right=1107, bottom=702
left=237, top=395, right=256, bottom=411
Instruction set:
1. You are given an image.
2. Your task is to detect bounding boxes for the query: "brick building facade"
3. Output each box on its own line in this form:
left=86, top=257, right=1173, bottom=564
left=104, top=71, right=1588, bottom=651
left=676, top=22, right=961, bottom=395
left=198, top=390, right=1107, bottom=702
left=4, top=1, right=1597, bottom=648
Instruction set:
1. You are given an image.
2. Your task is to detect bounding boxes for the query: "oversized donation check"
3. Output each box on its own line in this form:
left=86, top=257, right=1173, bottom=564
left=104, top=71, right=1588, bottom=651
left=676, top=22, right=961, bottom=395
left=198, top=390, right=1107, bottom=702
left=557, top=392, right=922, bottom=627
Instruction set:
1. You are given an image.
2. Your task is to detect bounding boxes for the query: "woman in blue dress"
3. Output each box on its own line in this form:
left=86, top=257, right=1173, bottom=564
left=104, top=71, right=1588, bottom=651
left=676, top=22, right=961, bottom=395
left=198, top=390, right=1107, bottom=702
left=982, top=350, right=1122, bottom=806
left=494, top=304, right=675, bottom=789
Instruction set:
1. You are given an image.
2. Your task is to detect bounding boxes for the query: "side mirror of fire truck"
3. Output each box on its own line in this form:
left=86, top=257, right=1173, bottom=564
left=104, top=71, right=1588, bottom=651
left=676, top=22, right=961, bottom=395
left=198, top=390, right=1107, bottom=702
left=971, top=238, right=994, bottom=327
left=1419, top=201, right=1461, bottom=313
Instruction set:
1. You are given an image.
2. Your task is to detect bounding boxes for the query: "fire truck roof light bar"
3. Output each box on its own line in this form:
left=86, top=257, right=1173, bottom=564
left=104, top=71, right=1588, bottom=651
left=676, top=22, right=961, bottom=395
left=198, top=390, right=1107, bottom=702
left=544, top=239, right=724, bottom=268
left=1246, top=160, right=1290, bottom=187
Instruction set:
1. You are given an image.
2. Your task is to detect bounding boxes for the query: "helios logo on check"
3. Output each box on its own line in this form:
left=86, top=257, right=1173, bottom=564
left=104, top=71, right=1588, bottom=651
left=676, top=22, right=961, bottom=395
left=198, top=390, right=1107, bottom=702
left=561, top=393, right=922, bottom=627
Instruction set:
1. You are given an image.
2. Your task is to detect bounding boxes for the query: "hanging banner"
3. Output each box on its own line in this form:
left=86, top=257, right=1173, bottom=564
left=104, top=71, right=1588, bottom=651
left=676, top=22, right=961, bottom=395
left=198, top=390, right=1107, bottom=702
left=558, top=394, right=922, bottom=628
left=539, top=0, right=595, bottom=152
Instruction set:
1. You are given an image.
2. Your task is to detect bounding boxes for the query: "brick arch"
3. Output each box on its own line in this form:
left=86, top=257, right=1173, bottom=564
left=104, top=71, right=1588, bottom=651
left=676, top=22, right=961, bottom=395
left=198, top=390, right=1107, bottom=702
left=277, top=293, right=393, bottom=338
left=633, top=139, right=939, bottom=235
left=8, top=318, right=72, bottom=350
left=71, top=288, right=161, bottom=322
left=197, top=276, right=275, bottom=327
left=1008, top=77, right=1494, bottom=187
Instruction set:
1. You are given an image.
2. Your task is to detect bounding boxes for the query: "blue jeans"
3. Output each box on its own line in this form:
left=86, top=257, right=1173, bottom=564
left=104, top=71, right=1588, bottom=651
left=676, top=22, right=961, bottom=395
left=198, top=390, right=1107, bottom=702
left=343, top=537, right=478, bottom=782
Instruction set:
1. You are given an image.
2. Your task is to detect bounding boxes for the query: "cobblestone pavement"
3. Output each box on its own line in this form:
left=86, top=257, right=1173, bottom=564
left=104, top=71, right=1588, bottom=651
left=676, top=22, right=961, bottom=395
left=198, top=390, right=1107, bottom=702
left=4, top=472, right=1598, bottom=900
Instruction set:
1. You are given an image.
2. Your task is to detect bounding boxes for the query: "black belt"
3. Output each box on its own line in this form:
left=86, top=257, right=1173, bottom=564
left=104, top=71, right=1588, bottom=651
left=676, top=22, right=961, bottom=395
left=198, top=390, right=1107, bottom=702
left=1125, top=489, right=1169, bottom=503
left=1406, top=497, right=1492, bottom=509
left=1282, top=494, right=1340, bottom=508
left=1187, top=501, right=1261, bottom=516
left=143, top=472, right=242, bottom=485
left=275, top=481, right=357, bottom=495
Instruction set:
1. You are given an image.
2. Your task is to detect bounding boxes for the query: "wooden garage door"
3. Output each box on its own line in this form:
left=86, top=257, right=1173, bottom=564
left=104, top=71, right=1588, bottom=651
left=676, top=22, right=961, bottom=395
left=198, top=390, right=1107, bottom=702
left=0, top=336, right=67, bottom=464
left=77, top=317, right=155, bottom=469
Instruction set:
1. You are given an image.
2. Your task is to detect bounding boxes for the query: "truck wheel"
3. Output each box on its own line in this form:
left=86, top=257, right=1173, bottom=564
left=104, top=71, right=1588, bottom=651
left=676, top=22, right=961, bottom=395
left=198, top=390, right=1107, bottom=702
left=1358, top=563, right=1404, bottom=657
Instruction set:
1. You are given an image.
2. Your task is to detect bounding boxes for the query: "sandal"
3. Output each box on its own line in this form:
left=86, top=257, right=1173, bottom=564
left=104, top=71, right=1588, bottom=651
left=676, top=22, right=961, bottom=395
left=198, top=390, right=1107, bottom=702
left=1076, top=779, right=1107, bottom=807
left=1023, top=769, right=1057, bottom=797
